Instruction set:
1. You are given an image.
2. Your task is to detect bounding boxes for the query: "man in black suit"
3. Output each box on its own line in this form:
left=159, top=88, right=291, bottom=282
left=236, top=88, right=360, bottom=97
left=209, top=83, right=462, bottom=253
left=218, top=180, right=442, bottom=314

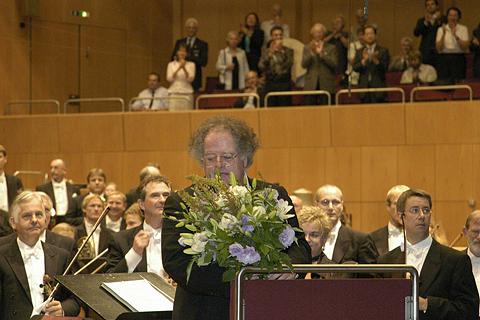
left=0, top=191, right=79, bottom=319
left=107, top=176, right=171, bottom=275
left=105, top=191, right=127, bottom=232
left=378, top=188, right=479, bottom=319
left=368, top=184, right=410, bottom=257
left=0, top=144, right=23, bottom=212
left=0, top=209, right=12, bottom=237
left=125, top=164, right=161, bottom=209
left=314, top=184, right=375, bottom=264
left=72, top=168, right=108, bottom=226
left=353, top=24, right=390, bottom=103
left=36, top=159, right=80, bottom=225
left=171, top=17, right=208, bottom=92
left=463, top=209, right=480, bottom=317
left=162, top=116, right=311, bottom=320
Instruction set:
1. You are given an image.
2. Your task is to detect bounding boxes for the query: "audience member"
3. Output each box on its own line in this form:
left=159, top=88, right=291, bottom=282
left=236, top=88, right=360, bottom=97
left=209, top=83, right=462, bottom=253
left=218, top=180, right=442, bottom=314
left=400, top=51, right=438, bottom=84
left=0, top=208, right=12, bottom=237
left=389, top=36, right=414, bottom=72
left=0, top=191, right=80, bottom=318
left=378, top=188, right=479, bottom=319
left=464, top=210, right=480, bottom=317
left=36, top=158, right=80, bottom=225
left=124, top=203, right=144, bottom=230
left=261, top=4, right=290, bottom=45
left=353, top=25, right=390, bottom=103
left=299, top=205, right=332, bottom=264
left=239, top=12, right=264, bottom=72
left=167, top=44, right=195, bottom=110
left=233, top=70, right=264, bottom=108
left=414, top=0, right=445, bottom=67
left=259, top=26, right=294, bottom=107
left=0, top=144, right=23, bottom=212
left=347, top=27, right=365, bottom=86
left=216, top=31, right=249, bottom=90
left=104, top=182, right=117, bottom=197
left=126, top=164, right=161, bottom=209
left=368, top=185, right=409, bottom=257
left=171, top=18, right=208, bottom=92
left=302, top=23, right=338, bottom=105
left=314, top=184, right=374, bottom=264
left=107, top=176, right=171, bottom=277
left=75, top=194, right=113, bottom=259
left=325, top=15, right=349, bottom=78
left=131, top=72, right=169, bottom=111
left=470, top=23, right=480, bottom=78
left=72, top=168, right=107, bottom=226
left=51, top=222, right=76, bottom=239
left=105, top=191, right=127, bottom=232
left=435, top=7, right=469, bottom=83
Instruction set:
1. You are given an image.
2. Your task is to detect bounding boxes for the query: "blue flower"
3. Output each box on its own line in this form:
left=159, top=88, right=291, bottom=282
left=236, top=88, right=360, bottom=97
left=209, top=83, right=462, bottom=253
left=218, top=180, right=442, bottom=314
left=241, top=215, right=254, bottom=233
left=279, top=226, right=295, bottom=248
left=239, top=246, right=261, bottom=265
left=229, top=243, right=244, bottom=257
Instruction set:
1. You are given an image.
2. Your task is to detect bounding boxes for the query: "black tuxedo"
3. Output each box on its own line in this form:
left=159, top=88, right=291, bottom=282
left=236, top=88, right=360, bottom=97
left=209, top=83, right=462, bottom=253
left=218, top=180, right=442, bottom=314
left=125, top=186, right=140, bottom=209
left=0, top=210, right=12, bottom=237
left=171, top=37, right=208, bottom=91
left=414, top=15, right=445, bottom=66
left=368, top=225, right=389, bottom=257
left=74, top=221, right=113, bottom=257
left=0, top=230, right=75, bottom=255
left=352, top=44, right=390, bottom=103
left=36, top=181, right=80, bottom=223
left=0, top=240, right=80, bottom=319
left=106, top=225, right=148, bottom=273
left=162, top=180, right=311, bottom=320
left=4, top=174, right=23, bottom=209
left=378, top=239, right=479, bottom=320
left=239, top=28, right=264, bottom=72
left=332, top=224, right=376, bottom=265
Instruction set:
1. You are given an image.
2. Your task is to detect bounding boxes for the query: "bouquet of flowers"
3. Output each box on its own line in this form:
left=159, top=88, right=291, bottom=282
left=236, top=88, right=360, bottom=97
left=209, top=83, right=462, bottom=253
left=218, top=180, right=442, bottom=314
left=167, top=174, right=301, bottom=282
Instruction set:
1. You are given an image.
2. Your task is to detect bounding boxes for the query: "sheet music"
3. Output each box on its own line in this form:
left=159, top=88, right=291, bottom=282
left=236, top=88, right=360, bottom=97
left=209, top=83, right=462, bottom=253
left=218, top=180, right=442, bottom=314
left=101, top=279, right=173, bottom=312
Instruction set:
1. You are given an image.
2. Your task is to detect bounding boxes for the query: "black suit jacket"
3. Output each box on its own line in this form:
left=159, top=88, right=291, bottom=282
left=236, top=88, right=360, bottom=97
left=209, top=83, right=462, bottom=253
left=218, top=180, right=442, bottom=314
left=352, top=45, right=390, bottom=88
left=0, top=210, right=12, bottom=237
left=171, top=37, right=208, bottom=91
left=239, top=28, right=264, bottom=71
left=162, top=180, right=311, bottom=320
left=0, top=240, right=80, bottom=319
left=378, top=239, right=479, bottom=320
left=368, top=225, right=389, bottom=257
left=107, top=225, right=148, bottom=273
left=4, top=174, right=23, bottom=208
left=0, top=230, right=75, bottom=255
left=36, top=181, right=80, bottom=220
left=332, top=224, right=376, bottom=265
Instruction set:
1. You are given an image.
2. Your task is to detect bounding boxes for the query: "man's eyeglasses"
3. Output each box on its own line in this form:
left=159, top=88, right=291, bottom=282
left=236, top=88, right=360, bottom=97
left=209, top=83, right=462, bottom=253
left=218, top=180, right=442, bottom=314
left=317, top=199, right=342, bottom=207
left=406, top=206, right=432, bottom=215
left=203, top=153, right=238, bottom=168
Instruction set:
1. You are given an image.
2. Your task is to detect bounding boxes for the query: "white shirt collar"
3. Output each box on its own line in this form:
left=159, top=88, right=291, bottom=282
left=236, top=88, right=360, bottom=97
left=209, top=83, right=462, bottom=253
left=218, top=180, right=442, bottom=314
left=388, top=221, right=402, bottom=237
left=40, top=230, right=47, bottom=242
left=52, top=179, right=66, bottom=187
left=0, top=172, right=5, bottom=182
left=407, top=235, right=432, bottom=253
left=17, top=237, right=43, bottom=260
left=468, top=248, right=480, bottom=265
left=143, top=221, right=161, bottom=240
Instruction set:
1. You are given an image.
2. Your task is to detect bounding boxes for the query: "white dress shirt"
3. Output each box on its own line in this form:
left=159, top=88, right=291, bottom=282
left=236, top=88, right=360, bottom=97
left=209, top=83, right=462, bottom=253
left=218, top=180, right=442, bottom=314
left=106, top=215, right=123, bottom=233
left=323, top=220, right=342, bottom=260
left=132, top=87, right=169, bottom=110
left=18, top=238, right=45, bottom=312
left=406, top=236, right=433, bottom=275
left=52, top=180, right=68, bottom=216
left=467, top=248, right=480, bottom=316
left=387, top=222, right=404, bottom=252
left=84, top=221, right=101, bottom=256
left=0, top=172, right=8, bottom=211
left=436, top=24, right=469, bottom=53
left=125, top=222, right=165, bottom=277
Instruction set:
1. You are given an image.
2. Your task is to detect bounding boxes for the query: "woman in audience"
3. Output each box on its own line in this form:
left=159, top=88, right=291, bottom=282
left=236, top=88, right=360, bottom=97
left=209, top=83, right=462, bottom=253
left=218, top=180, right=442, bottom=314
left=471, top=22, right=480, bottom=78
left=435, top=6, right=469, bottom=83
left=239, top=12, right=264, bottom=72
left=216, top=30, right=250, bottom=90
left=389, top=37, right=414, bottom=72
left=166, top=44, right=196, bottom=109
left=347, top=27, right=365, bottom=86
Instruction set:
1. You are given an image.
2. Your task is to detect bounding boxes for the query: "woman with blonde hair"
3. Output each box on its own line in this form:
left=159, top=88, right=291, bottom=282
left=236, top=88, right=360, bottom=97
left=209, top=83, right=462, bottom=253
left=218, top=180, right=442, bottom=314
left=216, top=30, right=249, bottom=90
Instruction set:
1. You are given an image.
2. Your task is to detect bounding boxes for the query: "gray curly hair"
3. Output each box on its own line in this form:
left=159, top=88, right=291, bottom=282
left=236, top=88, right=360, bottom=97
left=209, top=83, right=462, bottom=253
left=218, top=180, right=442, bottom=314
left=189, top=116, right=259, bottom=168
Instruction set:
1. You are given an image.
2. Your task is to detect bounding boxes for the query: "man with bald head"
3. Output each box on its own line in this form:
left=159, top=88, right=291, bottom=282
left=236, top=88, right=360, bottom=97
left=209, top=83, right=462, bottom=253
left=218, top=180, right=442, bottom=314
left=368, top=185, right=410, bottom=257
left=126, top=165, right=161, bottom=209
left=36, top=159, right=80, bottom=225
left=464, top=210, right=480, bottom=316
left=314, top=184, right=374, bottom=264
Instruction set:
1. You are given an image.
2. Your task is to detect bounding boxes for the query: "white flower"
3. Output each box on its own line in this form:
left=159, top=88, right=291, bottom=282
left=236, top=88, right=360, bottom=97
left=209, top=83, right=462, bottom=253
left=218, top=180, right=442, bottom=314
left=276, top=199, right=293, bottom=220
left=252, top=206, right=266, bottom=217
left=191, top=232, right=209, bottom=253
left=215, top=195, right=227, bottom=207
left=219, top=213, right=239, bottom=231
left=269, top=189, right=279, bottom=202
left=229, top=185, right=249, bottom=200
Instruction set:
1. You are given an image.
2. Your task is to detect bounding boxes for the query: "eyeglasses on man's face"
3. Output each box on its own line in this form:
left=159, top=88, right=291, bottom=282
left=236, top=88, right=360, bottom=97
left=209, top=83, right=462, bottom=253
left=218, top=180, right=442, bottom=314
left=203, top=153, right=239, bottom=168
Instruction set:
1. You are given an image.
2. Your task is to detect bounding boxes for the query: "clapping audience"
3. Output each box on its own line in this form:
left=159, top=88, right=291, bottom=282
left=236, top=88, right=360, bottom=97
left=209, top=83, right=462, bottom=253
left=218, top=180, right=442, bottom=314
left=216, top=31, right=250, bottom=90
left=167, top=44, right=196, bottom=110
left=239, top=12, right=264, bottom=72
left=400, top=51, right=437, bottom=84
left=389, top=37, right=414, bottom=72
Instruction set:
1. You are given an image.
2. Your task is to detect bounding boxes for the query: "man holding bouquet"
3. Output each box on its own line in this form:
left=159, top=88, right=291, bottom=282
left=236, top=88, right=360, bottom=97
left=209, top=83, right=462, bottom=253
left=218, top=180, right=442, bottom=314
left=162, top=116, right=311, bottom=320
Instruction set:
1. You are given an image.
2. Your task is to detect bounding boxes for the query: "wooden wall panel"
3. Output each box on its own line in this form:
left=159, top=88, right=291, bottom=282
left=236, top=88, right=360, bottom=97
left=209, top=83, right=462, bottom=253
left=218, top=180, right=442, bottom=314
left=325, top=147, right=362, bottom=201
left=83, top=152, right=124, bottom=187
left=331, top=104, right=405, bottom=146
left=359, top=202, right=388, bottom=232
left=434, top=201, right=471, bottom=245
left=190, top=109, right=260, bottom=137
left=57, top=114, right=124, bottom=153
left=255, top=148, right=290, bottom=187
left=406, top=102, right=479, bottom=145
left=360, top=146, right=398, bottom=202
left=435, top=145, right=474, bottom=201
left=289, top=148, right=326, bottom=192
left=397, top=145, right=436, bottom=192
